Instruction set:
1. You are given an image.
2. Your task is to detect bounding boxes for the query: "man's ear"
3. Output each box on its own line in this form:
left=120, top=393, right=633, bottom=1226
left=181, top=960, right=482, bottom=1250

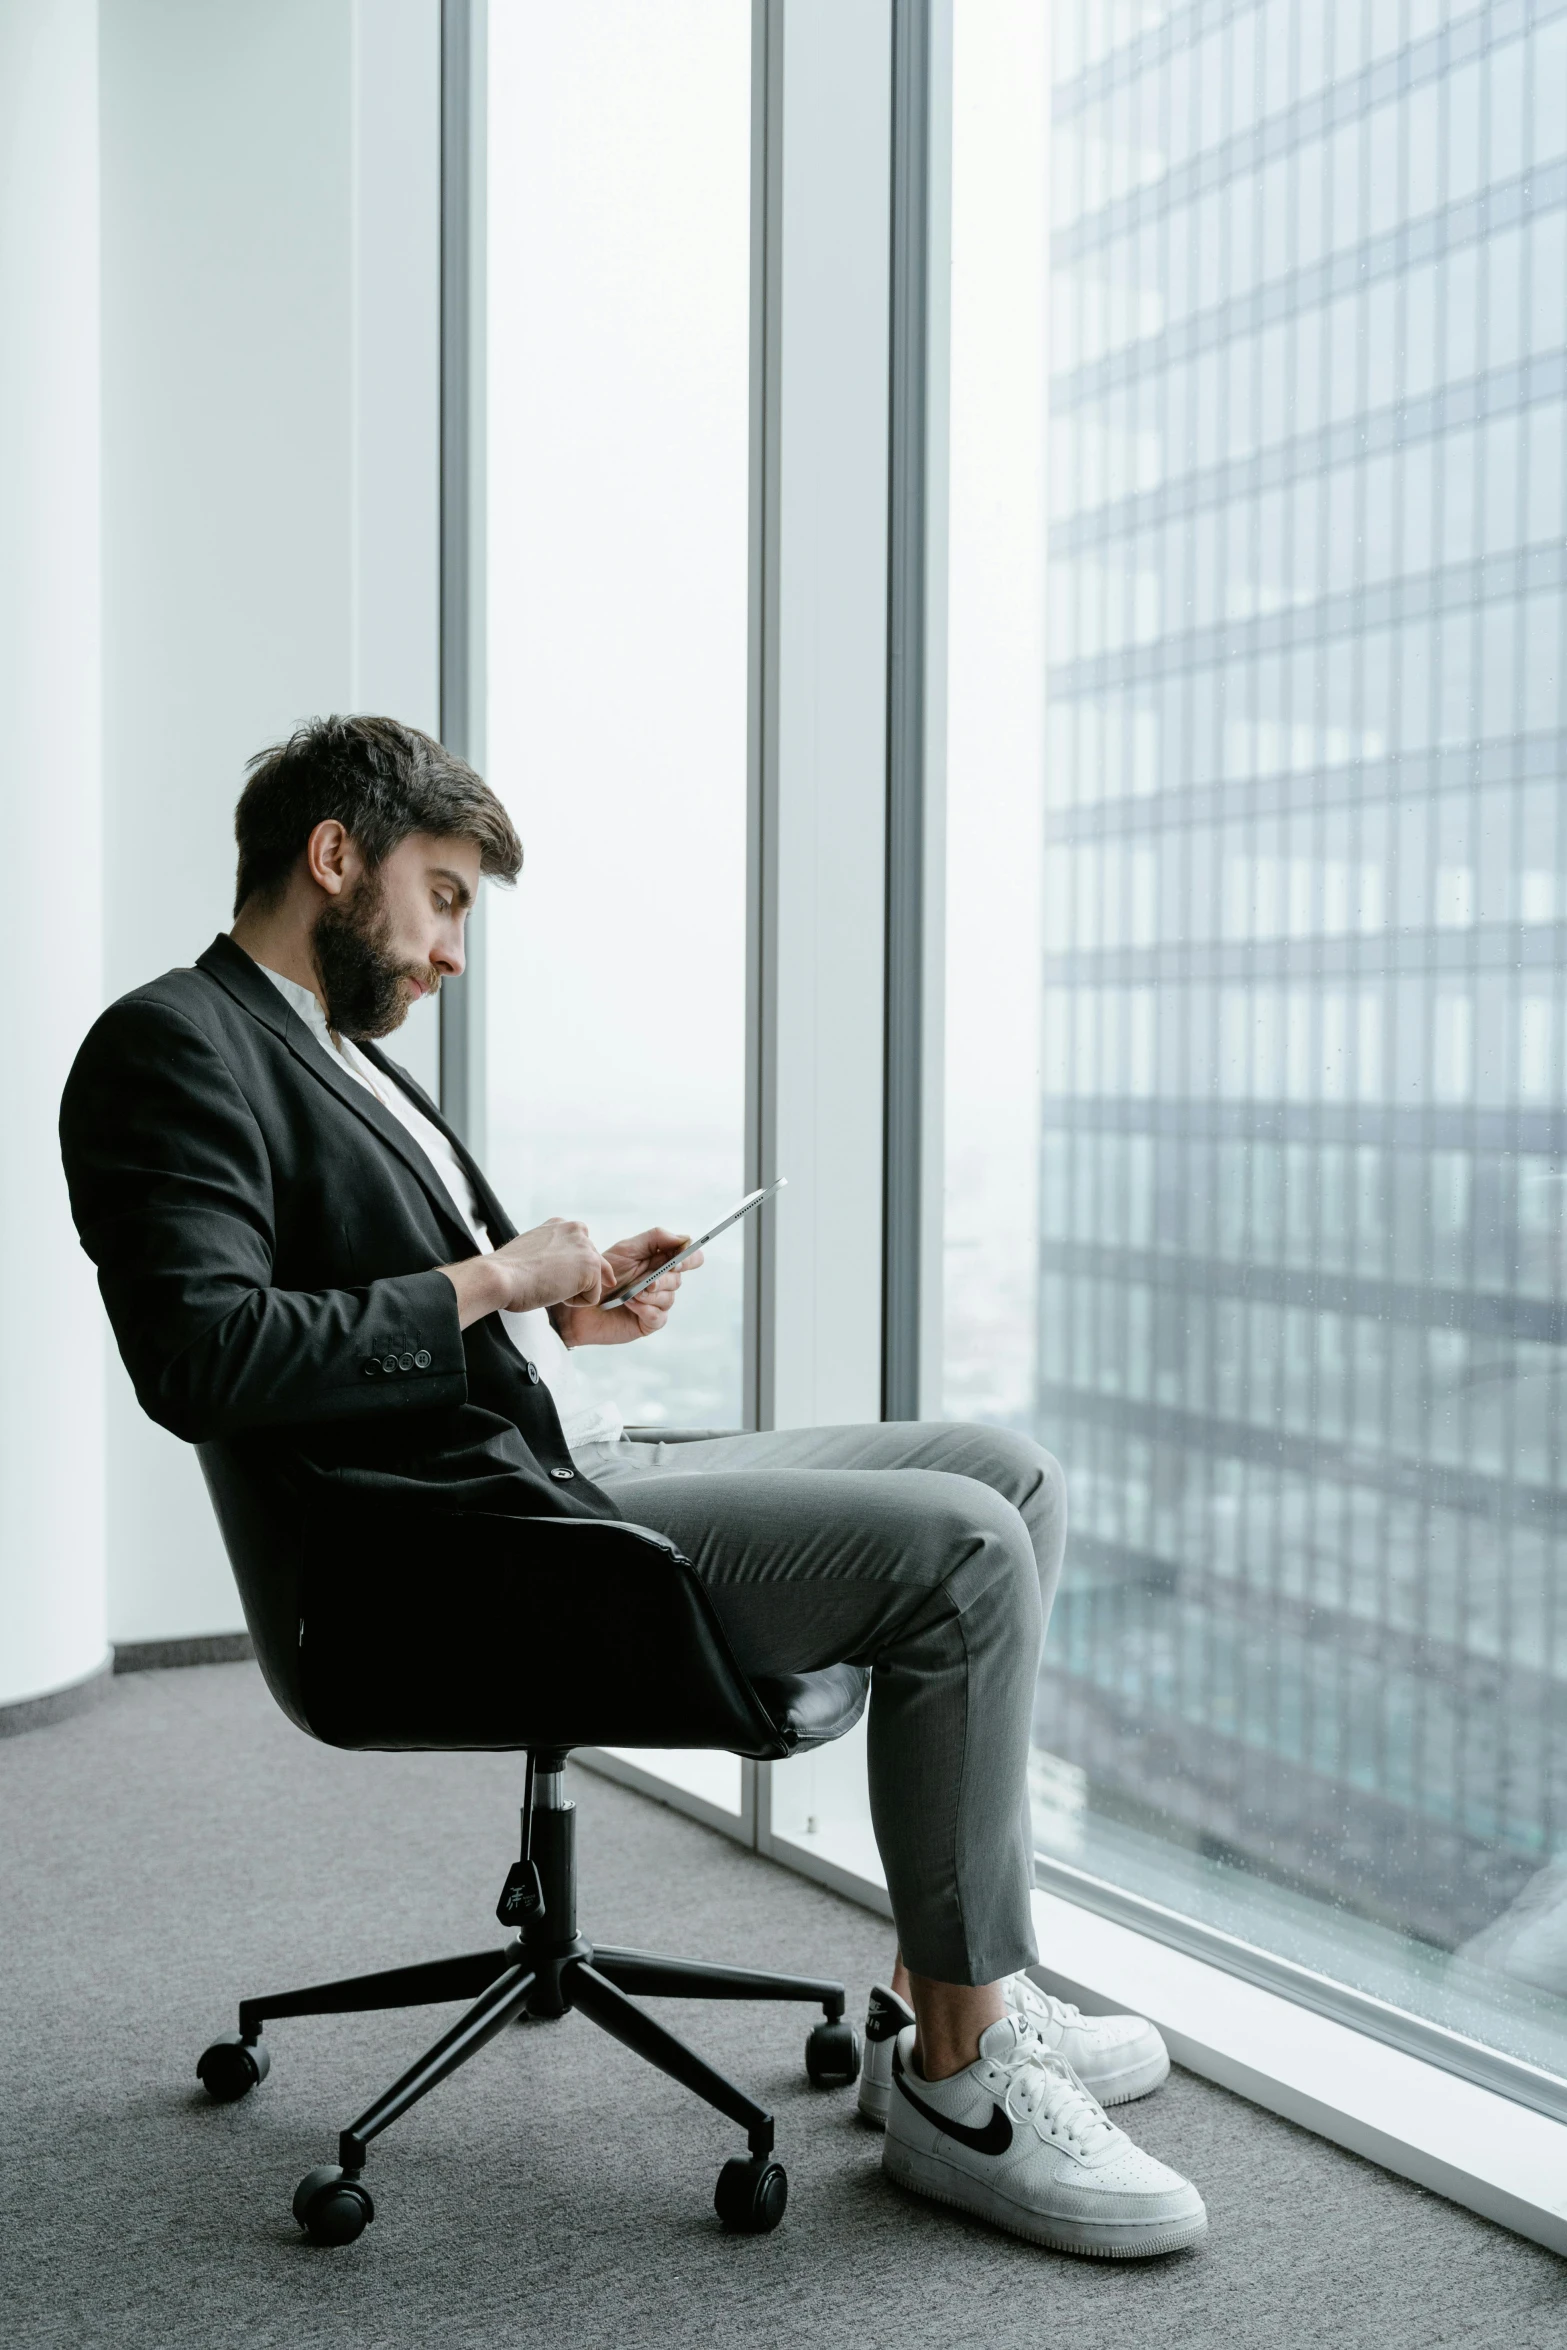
left=304, top=819, right=354, bottom=897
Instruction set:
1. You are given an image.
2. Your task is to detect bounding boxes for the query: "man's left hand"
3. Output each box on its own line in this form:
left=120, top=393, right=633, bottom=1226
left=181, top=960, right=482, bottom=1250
left=550, top=1226, right=704, bottom=1348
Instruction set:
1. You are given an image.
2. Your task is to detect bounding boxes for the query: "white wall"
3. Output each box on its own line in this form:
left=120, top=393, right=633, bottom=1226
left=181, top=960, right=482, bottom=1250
left=96, top=0, right=441, bottom=1645
left=0, top=0, right=108, bottom=1704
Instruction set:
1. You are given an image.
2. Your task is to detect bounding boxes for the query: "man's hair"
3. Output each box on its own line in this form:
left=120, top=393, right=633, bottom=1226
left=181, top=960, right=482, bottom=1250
left=233, top=714, right=523, bottom=915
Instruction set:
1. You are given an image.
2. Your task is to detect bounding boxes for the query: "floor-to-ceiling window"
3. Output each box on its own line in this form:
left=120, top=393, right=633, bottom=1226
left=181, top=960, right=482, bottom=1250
left=485, top=0, right=752, bottom=1821
left=485, top=0, right=751, bottom=1438
left=945, top=0, right=1567, bottom=2104
left=476, top=0, right=1567, bottom=2112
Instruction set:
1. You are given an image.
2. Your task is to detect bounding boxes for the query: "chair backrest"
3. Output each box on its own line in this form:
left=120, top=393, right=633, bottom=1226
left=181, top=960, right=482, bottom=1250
left=196, top=1440, right=314, bottom=1732
left=195, top=1439, right=793, bottom=1758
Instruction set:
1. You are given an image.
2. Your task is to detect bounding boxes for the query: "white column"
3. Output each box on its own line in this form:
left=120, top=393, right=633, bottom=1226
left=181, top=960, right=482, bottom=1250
left=0, top=0, right=108, bottom=1709
left=747, top=0, right=893, bottom=1432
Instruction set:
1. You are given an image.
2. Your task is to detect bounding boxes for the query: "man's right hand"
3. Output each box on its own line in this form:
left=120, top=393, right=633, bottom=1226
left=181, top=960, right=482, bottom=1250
left=440, top=1218, right=613, bottom=1329
left=493, top=1218, right=612, bottom=1312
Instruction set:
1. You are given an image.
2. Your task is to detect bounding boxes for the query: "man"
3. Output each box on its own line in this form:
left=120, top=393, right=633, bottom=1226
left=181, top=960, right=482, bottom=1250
left=60, top=715, right=1205, bottom=2259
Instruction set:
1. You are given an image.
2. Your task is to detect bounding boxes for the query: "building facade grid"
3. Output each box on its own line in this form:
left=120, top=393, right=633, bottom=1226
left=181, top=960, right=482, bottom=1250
left=1035, top=0, right=1567, bottom=2074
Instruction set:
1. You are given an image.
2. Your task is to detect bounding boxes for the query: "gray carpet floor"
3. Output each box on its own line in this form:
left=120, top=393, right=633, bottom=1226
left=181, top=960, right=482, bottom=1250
left=0, top=1663, right=1562, bottom=2350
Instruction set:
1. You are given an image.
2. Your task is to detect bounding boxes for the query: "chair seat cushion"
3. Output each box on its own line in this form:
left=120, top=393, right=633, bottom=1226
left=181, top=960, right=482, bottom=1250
left=198, top=1440, right=871, bottom=1763
left=751, top=1662, right=869, bottom=1753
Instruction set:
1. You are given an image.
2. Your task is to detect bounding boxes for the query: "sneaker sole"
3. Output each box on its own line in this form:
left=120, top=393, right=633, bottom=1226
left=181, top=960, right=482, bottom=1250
left=883, top=2138, right=1208, bottom=2261
left=1081, top=2043, right=1171, bottom=2107
left=859, top=2041, right=1169, bottom=2130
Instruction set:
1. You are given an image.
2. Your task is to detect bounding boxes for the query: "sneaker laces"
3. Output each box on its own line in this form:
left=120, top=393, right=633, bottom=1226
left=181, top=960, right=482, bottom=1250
left=1001, top=2046, right=1119, bottom=2157
left=1010, top=1978, right=1085, bottom=2033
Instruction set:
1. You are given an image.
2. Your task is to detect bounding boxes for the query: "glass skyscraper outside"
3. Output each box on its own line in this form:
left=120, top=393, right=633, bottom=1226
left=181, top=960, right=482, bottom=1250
left=1035, top=0, right=1567, bottom=2091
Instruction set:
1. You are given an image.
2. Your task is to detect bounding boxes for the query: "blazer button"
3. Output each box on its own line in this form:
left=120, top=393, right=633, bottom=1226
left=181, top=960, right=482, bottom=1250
left=414, top=1349, right=432, bottom=1369
left=381, top=1353, right=399, bottom=1373
left=398, top=1352, right=415, bottom=1372
left=362, top=1359, right=380, bottom=1377
left=549, top=1466, right=576, bottom=1481
left=526, top=1362, right=541, bottom=1385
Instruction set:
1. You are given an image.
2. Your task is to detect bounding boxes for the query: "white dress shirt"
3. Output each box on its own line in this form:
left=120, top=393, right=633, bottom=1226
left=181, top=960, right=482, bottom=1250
left=257, top=964, right=623, bottom=1450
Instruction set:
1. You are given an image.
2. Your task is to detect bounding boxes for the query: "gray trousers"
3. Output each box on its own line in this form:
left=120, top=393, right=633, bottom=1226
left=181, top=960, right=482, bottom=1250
left=570, top=1421, right=1067, bottom=1986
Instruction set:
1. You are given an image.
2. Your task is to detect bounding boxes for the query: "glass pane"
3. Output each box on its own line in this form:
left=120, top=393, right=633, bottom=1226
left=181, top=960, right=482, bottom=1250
left=767, top=1712, right=885, bottom=1890
left=944, top=0, right=1049, bottom=1434
left=946, top=1, right=1567, bottom=2092
left=600, top=1748, right=743, bottom=1817
left=485, top=0, right=750, bottom=1436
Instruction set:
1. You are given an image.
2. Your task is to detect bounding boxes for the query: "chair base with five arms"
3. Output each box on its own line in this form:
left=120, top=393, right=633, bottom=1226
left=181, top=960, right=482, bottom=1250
left=197, top=1747, right=863, bottom=2244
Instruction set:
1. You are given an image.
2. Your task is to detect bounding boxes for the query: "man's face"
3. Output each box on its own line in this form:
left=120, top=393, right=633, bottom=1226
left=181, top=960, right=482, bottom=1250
left=312, top=832, right=482, bottom=1038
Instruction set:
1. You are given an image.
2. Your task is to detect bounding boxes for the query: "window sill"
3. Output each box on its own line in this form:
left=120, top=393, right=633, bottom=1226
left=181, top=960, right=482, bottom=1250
left=1029, top=1882, right=1567, bottom=2259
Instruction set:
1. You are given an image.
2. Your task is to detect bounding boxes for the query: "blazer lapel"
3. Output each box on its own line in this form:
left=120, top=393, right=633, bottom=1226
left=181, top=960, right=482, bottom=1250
left=358, top=1040, right=518, bottom=1245
left=196, top=936, right=484, bottom=1256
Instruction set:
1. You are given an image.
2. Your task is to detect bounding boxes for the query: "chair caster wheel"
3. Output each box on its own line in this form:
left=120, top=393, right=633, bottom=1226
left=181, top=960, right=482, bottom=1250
left=293, top=2165, right=374, bottom=2246
left=805, top=2017, right=861, bottom=2088
left=714, top=2153, right=788, bottom=2234
left=197, top=2033, right=270, bottom=2103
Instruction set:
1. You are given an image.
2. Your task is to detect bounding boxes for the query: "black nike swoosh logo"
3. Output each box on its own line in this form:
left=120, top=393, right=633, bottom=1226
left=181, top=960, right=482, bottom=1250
left=892, top=2045, right=1013, bottom=2155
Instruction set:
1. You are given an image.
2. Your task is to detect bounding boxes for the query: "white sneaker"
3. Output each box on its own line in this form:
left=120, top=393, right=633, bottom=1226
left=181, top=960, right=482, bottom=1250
left=857, top=1976, right=1168, bottom=2125
left=882, top=2013, right=1207, bottom=2260
left=1004, top=1972, right=1170, bottom=2106
left=858, top=1984, right=918, bottom=2125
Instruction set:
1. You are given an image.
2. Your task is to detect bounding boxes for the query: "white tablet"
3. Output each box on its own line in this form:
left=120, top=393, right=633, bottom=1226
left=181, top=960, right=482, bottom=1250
left=598, top=1177, right=788, bottom=1308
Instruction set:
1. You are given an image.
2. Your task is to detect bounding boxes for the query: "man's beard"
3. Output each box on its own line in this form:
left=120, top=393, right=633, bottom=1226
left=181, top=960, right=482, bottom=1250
left=312, top=872, right=438, bottom=1040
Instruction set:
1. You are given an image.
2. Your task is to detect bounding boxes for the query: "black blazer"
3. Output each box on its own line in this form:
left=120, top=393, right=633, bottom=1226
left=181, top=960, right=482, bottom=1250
left=59, top=933, right=619, bottom=1527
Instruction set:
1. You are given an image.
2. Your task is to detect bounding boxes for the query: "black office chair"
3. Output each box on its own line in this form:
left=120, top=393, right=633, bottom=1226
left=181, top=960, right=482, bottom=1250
left=191, top=1439, right=870, bottom=2247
